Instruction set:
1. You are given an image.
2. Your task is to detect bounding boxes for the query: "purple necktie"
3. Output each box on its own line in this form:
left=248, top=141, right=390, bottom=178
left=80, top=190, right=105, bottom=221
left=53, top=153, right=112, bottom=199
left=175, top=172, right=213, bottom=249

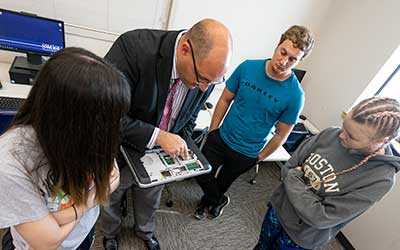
left=159, top=78, right=181, bottom=131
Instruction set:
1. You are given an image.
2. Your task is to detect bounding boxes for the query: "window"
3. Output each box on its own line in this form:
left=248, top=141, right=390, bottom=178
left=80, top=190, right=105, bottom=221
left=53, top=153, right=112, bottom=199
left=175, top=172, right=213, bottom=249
left=353, top=45, right=400, bottom=145
left=354, top=45, right=400, bottom=105
left=375, top=64, right=400, bottom=102
left=376, top=64, right=400, bottom=144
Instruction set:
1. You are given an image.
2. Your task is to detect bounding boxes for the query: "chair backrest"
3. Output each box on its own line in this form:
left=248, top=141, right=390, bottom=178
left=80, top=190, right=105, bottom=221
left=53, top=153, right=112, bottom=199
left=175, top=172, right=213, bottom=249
left=192, top=126, right=209, bottom=150
left=283, top=123, right=313, bottom=153
left=0, top=110, right=17, bottom=135
left=293, top=68, right=306, bottom=83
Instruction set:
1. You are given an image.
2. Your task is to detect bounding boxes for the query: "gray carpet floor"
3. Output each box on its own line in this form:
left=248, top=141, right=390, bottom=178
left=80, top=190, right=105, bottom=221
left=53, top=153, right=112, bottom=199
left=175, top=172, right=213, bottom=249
left=0, top=162, right=346, bottom=250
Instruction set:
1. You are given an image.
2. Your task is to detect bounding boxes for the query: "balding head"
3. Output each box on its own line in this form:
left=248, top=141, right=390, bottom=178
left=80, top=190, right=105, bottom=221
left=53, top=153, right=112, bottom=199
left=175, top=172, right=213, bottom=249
left=177, top=19, right=232, bottom=91
left=186, top=18, right=232, bottom=60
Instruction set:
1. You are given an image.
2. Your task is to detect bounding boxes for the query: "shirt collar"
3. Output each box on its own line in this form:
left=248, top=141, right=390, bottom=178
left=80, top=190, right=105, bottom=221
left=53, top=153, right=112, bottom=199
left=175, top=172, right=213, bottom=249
left=172, top=30, right=187, bottom=80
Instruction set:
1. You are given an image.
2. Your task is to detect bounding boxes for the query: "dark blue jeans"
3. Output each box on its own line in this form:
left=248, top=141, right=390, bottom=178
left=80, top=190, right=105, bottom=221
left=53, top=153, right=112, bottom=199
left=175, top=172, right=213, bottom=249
left=254, top=206, right=308, bottom=250
left=2, top=226, right=95, bottom=250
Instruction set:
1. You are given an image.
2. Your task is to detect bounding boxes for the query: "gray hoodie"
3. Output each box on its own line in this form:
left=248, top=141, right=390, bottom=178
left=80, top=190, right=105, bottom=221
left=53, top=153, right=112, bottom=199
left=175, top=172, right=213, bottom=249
left=271, top=127, right=400, bottom=249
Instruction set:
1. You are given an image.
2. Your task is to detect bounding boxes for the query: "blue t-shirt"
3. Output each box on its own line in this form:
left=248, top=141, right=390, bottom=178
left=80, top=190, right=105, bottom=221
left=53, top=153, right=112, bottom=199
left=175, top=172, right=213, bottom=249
left=219, top=59, right=304, bottom=158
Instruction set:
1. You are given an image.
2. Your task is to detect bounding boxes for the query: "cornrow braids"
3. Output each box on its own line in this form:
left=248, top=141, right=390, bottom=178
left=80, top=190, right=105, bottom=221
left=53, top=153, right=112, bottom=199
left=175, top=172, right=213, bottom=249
left=352, top=97, right=400, bottom=140
left=306, top=97, right=400, bottom=190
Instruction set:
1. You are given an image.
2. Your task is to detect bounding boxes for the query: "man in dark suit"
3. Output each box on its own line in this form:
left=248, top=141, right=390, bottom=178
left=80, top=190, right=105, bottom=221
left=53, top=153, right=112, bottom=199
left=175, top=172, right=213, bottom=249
left=102, top=19, right=232, bottom=250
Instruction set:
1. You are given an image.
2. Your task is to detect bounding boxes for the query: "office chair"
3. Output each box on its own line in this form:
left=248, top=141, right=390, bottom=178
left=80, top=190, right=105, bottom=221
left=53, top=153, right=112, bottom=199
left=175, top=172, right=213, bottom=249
left=283, top=121, right=311, bottom=153
left=249, top=116, right=312, bottom=184
left=0, top=110, right=17, bottom=135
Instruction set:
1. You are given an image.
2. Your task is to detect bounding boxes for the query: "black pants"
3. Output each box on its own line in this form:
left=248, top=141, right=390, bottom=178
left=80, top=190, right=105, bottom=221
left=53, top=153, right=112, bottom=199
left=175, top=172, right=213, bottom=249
left=1, top=226, right=95, bottom=250
left=196, top=129, right=258, bottom=205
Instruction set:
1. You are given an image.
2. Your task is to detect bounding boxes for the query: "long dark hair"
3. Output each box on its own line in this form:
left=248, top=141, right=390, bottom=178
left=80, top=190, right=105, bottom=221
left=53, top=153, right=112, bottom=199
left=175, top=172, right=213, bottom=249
left=12, top=47, right=131, bottom=205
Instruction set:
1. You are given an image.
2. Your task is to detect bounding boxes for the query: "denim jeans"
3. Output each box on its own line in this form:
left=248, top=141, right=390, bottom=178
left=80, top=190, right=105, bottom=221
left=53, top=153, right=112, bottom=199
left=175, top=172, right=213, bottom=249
left=254, top=206, right=309, bottom=250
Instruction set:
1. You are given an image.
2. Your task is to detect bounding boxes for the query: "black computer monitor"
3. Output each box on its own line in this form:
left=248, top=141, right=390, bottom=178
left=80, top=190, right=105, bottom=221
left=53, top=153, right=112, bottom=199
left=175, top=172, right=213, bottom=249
left=0, top=8, right=65, bottom=84
left=0, top=8, right=65, bottom=64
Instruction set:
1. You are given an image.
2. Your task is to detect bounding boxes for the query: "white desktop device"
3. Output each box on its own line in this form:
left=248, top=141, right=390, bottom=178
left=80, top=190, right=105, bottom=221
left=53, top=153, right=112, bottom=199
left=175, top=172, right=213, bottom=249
left=120, top=137, right=212, bottom=188
left=141, top=148, right=204, bottom=181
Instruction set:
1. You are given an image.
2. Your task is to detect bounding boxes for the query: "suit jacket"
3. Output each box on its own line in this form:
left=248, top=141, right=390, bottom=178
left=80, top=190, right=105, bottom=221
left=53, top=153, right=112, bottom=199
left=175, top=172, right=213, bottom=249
left=105, top=29, right=214, bottom=153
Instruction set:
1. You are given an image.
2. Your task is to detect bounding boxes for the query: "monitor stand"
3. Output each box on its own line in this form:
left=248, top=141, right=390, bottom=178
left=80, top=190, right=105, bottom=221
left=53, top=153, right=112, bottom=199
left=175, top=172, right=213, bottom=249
left=8, top=53, right=44, bottom=85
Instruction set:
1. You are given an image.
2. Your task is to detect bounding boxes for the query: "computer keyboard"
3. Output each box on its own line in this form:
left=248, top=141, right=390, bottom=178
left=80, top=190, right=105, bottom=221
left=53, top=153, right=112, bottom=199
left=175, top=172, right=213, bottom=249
left=0, top=96, right=25, bottom=110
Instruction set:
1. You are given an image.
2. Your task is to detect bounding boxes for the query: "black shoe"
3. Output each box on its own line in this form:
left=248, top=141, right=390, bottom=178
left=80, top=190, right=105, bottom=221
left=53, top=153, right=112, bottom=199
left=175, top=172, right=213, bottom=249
left=209, top=195, right=230, bottom=219
left=103, top=237, right=118, bottom=250
left=193, top=201, right=208, bottom=220
left=143, top=236, right=161, bottom=250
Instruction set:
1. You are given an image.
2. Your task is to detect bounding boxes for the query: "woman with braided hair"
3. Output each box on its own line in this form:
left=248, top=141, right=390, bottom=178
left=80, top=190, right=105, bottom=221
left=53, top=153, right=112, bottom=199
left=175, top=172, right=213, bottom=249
left=254, top=96, right=400, bottom=250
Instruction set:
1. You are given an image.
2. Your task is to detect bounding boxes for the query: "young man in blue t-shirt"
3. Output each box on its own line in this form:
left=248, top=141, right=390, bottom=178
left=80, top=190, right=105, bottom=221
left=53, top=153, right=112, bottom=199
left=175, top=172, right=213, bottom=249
left=195, top=25, right=315, bottom=220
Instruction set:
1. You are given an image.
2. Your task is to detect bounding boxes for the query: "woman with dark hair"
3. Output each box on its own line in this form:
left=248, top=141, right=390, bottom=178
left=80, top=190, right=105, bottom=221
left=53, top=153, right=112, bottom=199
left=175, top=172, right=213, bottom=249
left=0, top=47, right=131, bottom=249
left=254, top=96, right=400, bottom=250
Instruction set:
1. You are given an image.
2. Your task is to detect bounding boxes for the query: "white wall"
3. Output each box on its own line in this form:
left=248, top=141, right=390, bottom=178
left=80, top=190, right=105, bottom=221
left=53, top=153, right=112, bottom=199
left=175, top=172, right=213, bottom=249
left=2, top=2, right=398, bottom=247
left=168, top=0, right=334, bottom=106
left=170, top=1, right=400, bottom=249
left=300, top=0, right=400, bottom=130
left=0, top=0, right=170, bottom=60
left=299, top=1, right=400, bottom=249
left=342, top=175, right=400, bottom=250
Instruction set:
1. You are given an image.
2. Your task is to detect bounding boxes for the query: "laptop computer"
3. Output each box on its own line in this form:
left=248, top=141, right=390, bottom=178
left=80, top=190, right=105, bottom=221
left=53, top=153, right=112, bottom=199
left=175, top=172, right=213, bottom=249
left=120, top=136, right=211, bottom=188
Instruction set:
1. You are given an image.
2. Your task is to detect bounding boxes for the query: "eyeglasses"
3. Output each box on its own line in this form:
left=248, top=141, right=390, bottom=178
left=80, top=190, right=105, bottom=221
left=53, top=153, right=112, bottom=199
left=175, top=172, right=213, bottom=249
left=187, top=39, right=225, bottom=86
